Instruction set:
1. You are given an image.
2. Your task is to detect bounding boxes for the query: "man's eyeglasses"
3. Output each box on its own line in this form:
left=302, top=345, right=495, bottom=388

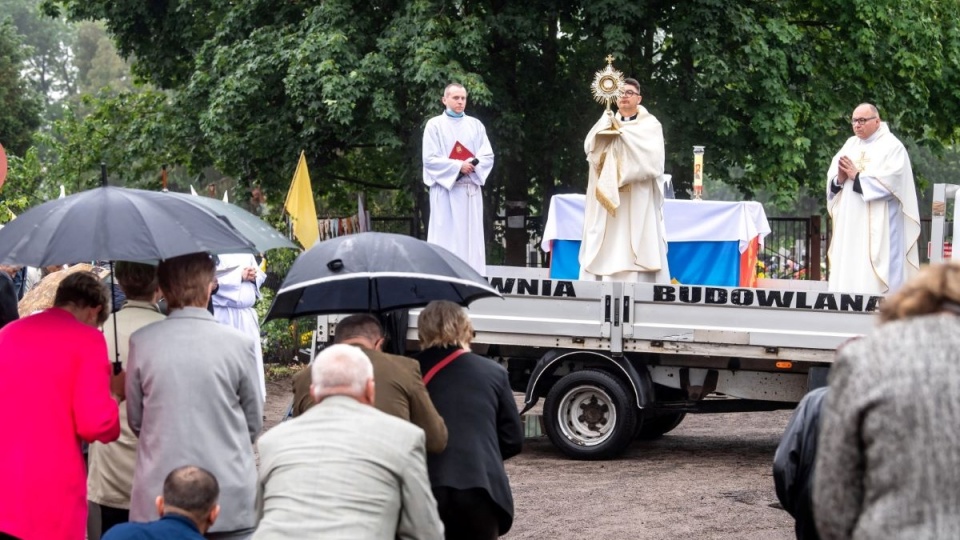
left=622, top=90, right=640, bottom=97
left=851, top=116, right=877, bottom=125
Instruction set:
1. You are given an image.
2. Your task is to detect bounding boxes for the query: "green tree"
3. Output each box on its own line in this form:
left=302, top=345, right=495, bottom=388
left=42, top=0, right=960, bottom=262
left=44, top=89, right=196, bottom=191
left=73, top=20, right=133, bottom=94
left=0, top=18, right=43, bottom=156
left=1, top=0, right=76, bottom=108
left=0, top=146, right=60, bottom=224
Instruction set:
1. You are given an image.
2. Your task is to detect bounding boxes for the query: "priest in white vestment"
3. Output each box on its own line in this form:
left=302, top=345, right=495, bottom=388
left=580, top=77, right=671, bottom=283
left=826, top=103, right=920, bottom=294
left=422, top=83, right=495, bottom=275
left=212, top=252, right=267, bottom=400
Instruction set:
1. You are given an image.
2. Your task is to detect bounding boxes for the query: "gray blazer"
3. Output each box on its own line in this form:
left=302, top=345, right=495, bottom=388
left=814, top=314, right=960, bottom=539
left=126, top=307, right=263, bottom=534
left=253, top=395, right=443, bottom=540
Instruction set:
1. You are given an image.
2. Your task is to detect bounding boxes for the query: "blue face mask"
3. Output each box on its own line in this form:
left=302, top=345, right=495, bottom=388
left=445, top=108, right=464, bottom=118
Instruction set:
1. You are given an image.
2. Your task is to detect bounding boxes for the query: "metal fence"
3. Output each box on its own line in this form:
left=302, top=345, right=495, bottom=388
left=762, top=217, right=819, bottom=280
left=372, top=214, right=946, bottom=278
left=370, top=216, right=416, bottom=236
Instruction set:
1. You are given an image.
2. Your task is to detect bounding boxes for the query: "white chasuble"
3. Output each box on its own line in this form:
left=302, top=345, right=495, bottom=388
left=579, top=107, right=671, bottom=283
left=422, top=113, right=494, bottom=275
left=826, top=123, right=920, bottom=294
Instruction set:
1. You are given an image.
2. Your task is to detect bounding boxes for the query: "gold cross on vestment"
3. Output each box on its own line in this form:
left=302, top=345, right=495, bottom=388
left=855, top=151, right=870, bottom=172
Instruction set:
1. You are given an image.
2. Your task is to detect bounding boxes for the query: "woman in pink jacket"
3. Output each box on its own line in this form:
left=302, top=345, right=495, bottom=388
left=0, top=271, right=123, bottom=540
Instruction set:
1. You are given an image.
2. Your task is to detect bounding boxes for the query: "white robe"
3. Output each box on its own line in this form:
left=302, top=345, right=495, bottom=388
left=212, top=253, right=267, bottom=400
left=826, top=123, right=920, bottom=294
left=579, top=108, right=671, bottom=283
left=422, top=113, right=495, bottom=275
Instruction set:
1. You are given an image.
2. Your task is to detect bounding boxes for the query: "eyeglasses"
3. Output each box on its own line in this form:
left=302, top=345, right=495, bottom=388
left=851, top=116, right=877, bottom=125
left=622, top=90, right=640, bottom=97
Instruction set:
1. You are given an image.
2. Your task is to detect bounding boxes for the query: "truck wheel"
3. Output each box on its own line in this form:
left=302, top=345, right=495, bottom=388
left=635, top=412, right=686, bottom=440
left=543, top=370, right=638, bottom=460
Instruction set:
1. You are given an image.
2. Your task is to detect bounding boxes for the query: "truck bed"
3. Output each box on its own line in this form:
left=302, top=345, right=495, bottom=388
left=419, top=266, right=879, bottom=365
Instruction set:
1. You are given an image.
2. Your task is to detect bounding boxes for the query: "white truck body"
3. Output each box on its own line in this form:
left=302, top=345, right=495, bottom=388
left=308, top=185, right=956, bottom=459
left=314, top=264, right=882, bottom=459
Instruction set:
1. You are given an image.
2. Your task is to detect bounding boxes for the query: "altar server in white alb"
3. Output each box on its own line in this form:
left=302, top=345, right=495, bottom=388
left=422, top=83, right=494, bottom=275
left=826, top=103, right=920, bottom=295
left=212, top=252, right=267, bottom=400
left=580, top=77, right=670, bottom=283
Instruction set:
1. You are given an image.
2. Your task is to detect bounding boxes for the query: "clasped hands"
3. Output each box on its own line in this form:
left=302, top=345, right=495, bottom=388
left=837, top=156, right=858, bottom=183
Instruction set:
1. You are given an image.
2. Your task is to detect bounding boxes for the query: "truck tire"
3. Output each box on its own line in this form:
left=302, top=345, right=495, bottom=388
left=543, top=370, right=639, bottom=460
left=635, top=412, right=686, bottom=440
left=635, top=385, right=686, bottom=440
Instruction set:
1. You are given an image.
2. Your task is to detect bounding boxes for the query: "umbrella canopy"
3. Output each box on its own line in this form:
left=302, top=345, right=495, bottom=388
left=265, top=232, right=501, bottom=321
left=165, top=192, right=297, bottom=253
left=0, top=186, right=255, bottom=267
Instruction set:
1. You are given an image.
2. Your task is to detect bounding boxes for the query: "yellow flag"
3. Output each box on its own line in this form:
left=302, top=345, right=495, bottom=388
left=283, top=151, right=319, bottom=249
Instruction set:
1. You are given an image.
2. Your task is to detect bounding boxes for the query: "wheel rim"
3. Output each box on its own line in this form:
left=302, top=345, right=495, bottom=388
left=556, top=384, right=617, bottom=447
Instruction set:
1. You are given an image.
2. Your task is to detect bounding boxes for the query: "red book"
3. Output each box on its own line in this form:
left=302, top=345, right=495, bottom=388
left=449, top=141, right=476, bottom=161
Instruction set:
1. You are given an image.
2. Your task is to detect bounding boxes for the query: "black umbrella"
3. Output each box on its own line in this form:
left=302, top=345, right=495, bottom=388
left=164, top=192, right=298, bottom=253
left=264, top=232, right=501, bottom=321
left=0, top=185, right=256, bottom=267
left=0, top=183, right=260, bottom=376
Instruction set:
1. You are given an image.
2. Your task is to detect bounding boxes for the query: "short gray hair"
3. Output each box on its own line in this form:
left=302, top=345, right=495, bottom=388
left=311, top=344, right=374, bottom=396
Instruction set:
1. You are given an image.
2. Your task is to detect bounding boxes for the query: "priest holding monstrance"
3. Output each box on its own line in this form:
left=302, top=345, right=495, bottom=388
left=423, top=83, right=495, bottom=275
left=826, top=103, right=920, bottom=294
left=579, top=57, right=671, bottom=283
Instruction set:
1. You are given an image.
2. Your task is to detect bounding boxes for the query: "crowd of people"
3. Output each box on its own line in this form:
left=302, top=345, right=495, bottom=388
left=0, top=254, right=523, bottom=540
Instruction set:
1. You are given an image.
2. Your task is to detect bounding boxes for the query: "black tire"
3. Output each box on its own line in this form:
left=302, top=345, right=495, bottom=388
left=635, top=385, right=686, bottom=440
left=634, top=412, right=686, bottom=440
left=543, top=370, right=639, bottom=460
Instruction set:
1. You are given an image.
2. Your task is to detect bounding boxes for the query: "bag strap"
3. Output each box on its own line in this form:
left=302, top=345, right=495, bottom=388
left=423, top=349, right=467, bottom=385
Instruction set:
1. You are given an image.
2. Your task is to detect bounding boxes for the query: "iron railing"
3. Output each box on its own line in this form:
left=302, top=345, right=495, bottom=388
left=371, top=214, right=945, bottom=278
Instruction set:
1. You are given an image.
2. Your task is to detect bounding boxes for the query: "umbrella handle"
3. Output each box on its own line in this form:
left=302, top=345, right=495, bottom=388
left=113, top=361, right=122, bottom=375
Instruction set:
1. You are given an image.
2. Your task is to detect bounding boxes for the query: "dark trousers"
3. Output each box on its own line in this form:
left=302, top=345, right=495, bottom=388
left=433, top=487, right=500, bottom=540
left=97, top=505, right=130, bottom=537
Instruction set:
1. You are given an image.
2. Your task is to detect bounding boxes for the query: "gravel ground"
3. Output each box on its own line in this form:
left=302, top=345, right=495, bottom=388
left=263, top=376, right=796, bottom=540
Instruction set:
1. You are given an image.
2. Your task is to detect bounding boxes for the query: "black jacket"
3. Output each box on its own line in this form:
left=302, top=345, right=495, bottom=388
left=415, top=346, right=523, bottom=534
left=774, top=387, right=829, bottom=540
left=0, top=272, right=19, bottom=330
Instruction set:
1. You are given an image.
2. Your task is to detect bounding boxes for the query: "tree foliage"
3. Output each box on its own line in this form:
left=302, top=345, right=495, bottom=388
left=41, top=0, right=960, bottom=257
left=1, top=0, right=77, bottom=110
left=73, top=20, right=133, bottom=95
left=0, top=17, right=44, bottom=156
left=45, top=89, right=196, bottom=190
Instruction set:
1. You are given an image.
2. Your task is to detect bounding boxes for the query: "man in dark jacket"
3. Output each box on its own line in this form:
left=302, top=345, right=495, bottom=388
left=773, top=387, right=829, bottom=540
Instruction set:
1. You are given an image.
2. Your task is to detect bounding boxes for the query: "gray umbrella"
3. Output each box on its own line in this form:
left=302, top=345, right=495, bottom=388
left=264, top=232, right=501, bottom=321
left=164, top=192, right=297, bottom=253
left=0, top=184, right=261, bottom=375
left=0, top=185, right=256, bottom=267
